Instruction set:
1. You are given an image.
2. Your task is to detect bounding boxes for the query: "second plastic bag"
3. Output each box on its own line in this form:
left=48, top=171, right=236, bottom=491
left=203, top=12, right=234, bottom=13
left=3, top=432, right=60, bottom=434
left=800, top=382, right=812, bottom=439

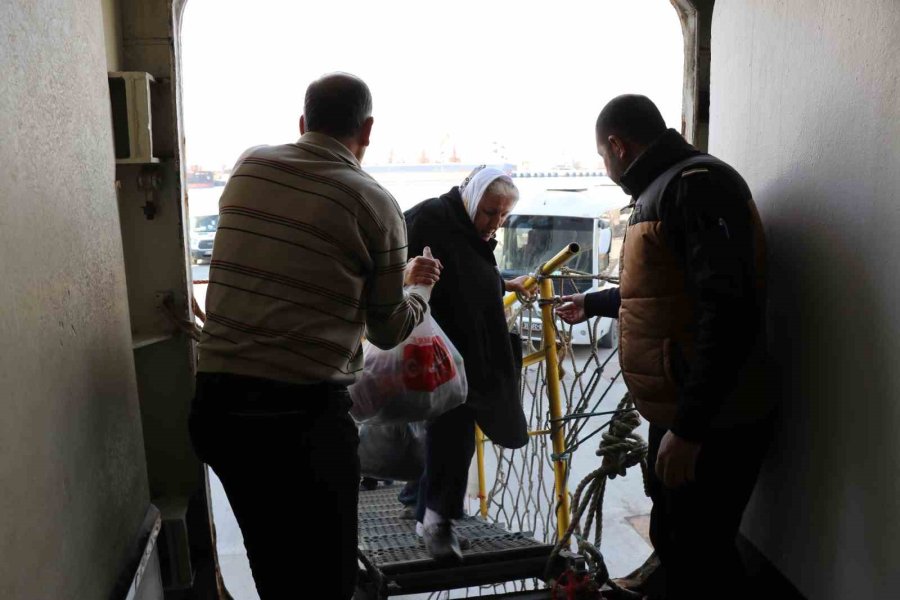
left=358, top=421, right=426, bottom=481
left=349, top=311, right=467, bottom=424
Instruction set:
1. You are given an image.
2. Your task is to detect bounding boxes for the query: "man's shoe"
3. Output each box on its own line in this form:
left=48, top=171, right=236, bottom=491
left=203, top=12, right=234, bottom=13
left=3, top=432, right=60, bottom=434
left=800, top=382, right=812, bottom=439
left=423, top=521, right=463, bottom=562
left=610, top=552, right=661, bottom=593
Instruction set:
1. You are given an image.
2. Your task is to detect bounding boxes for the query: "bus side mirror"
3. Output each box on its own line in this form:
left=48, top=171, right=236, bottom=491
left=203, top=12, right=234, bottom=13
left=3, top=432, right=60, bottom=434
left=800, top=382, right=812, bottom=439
left=598, top=227, right=612, bottom=254
left=597, top=227, right=612, bottom=274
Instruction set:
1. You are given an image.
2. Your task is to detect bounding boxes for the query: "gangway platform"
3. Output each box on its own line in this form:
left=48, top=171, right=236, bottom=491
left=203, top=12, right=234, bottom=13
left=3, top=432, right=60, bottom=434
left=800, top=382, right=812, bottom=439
left=356, top=486, right=561, bottom=599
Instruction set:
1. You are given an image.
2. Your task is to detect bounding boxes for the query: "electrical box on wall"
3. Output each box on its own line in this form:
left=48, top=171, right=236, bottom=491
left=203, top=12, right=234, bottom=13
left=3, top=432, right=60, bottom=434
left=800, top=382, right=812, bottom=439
left=108, top=71, right=159, bottom=164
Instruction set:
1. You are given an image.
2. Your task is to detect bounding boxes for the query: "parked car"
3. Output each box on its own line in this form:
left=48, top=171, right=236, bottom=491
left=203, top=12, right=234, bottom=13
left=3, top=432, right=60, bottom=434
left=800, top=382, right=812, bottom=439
left=189, top=212, right=218, bottom=264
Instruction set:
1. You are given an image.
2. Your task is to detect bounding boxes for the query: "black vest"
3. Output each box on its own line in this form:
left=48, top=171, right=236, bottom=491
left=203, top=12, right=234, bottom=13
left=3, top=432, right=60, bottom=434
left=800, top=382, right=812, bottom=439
left=619, top=154, right=764, bottom=428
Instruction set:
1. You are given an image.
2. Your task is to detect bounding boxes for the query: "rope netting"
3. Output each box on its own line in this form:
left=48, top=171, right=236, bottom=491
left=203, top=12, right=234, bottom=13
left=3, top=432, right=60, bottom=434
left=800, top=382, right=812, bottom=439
left=424, top=271, right=650, bottom=599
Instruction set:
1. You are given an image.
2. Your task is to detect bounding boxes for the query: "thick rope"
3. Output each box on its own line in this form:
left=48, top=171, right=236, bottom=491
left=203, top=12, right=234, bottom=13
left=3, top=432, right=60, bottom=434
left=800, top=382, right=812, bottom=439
left=544, top=393, right=648, bottom=584
left=191, top=295, right=207, bottom=323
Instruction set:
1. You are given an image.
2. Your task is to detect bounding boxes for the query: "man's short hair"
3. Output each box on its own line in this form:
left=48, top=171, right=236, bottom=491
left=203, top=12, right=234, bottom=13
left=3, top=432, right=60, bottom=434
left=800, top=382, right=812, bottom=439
left=595, top=94, right=667, bottom=146
left=304, top=73, right=372, bottom=139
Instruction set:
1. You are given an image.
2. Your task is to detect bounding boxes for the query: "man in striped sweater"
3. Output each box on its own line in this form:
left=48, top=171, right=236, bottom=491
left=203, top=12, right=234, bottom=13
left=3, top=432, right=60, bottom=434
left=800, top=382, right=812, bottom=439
left=189, top=73, right=441, bottom=599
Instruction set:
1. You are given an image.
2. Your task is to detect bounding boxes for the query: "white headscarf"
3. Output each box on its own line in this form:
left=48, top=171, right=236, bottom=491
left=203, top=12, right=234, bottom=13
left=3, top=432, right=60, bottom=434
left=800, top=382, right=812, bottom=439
left=459, top=165, right=514, bottom=223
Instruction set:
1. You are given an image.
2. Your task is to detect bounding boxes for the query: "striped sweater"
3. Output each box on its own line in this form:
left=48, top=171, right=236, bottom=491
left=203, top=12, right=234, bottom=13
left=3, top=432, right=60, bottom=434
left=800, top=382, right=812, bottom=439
left=197, top=132, right=429, bottom=386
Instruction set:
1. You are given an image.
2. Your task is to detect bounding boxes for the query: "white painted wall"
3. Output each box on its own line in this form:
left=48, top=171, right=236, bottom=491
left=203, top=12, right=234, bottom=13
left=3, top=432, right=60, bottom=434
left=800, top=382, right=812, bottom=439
left=0, top=0, right=152, bottom=597
left=709, top=2, right=900, bottom=598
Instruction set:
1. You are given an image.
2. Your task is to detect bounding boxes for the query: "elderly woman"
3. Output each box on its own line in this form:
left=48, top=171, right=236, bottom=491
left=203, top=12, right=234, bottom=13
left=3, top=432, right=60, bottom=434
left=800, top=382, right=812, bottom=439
left=404, top=166, right=531, bottom=560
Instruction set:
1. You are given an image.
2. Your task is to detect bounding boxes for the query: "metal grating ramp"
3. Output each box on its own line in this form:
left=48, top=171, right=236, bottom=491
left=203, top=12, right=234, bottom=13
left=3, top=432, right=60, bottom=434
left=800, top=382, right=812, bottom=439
left=357, top=486, right=557, bottom=598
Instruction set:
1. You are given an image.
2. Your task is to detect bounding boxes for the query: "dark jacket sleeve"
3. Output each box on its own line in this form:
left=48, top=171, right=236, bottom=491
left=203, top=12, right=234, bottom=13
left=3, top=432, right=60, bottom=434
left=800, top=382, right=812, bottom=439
left=661, top=170, right=758, bottom=442
left=583, top=287, right=621, bottom=319
left=405, top=201, right=452, bottom=318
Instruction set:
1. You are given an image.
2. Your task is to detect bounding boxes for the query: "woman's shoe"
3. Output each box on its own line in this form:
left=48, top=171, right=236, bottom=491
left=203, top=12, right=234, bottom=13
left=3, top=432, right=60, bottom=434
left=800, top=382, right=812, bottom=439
left=416, top=520, right=471, bottom=549
left=423, top=521, right=463, bottom=562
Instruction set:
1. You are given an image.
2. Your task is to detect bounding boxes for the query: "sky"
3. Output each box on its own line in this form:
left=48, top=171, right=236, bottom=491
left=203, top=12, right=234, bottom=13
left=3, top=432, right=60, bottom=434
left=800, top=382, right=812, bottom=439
left=181, top=0, right=684, bottom=171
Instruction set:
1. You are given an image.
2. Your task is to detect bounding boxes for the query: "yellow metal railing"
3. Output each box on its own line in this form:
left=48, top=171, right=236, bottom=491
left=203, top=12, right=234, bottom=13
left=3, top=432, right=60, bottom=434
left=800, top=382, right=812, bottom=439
left=502, top=243, right=581, bottom=309
left=475, top=426, right=489, bottom=518
left=539, top=274, right=572, bottom=538
left=476, top=243, right=580, bottom=541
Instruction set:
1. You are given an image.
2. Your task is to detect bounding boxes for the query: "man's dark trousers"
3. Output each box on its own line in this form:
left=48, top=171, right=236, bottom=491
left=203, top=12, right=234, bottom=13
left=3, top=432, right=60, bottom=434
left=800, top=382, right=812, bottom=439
left=190, top=372, right=360, bottom=600
left=646, top=418, right=773, bottom=600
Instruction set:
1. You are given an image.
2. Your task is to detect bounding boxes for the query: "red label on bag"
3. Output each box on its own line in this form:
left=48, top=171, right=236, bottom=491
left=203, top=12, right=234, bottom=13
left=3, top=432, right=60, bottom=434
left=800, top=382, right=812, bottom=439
left=402, top=335, right=458, bottom=391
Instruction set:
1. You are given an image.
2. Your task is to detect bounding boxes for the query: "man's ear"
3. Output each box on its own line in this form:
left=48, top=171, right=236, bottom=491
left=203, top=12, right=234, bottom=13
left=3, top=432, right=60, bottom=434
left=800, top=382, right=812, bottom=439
left=608, top=135, right=626, bottom=160
left=299, top=115, right=307, bottom=135
left=359, top=116, right=374, bottom=147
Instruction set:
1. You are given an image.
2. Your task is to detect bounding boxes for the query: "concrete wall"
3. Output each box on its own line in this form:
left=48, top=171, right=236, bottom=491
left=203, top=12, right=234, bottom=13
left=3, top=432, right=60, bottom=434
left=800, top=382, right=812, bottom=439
left=0, top=0, right=153, bottom=597
left=708, top=2, right=900, bottom=598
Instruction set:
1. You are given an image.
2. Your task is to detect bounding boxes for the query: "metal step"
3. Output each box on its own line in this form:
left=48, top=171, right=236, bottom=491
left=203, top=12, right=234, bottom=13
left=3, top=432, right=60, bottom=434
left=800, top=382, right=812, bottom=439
left=357, top=486, right=557, bottom=598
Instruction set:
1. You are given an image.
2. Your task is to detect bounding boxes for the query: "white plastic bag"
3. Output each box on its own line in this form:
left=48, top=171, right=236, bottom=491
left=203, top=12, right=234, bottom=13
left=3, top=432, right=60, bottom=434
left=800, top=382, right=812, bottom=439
left=349, top=312, right=467, bottom=424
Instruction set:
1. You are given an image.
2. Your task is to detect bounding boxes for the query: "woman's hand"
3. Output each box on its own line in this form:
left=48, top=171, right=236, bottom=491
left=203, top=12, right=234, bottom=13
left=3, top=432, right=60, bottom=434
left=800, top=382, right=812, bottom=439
left=404, top=246, right=443, bottom=286
left=505, top=275, right=536, bottom=301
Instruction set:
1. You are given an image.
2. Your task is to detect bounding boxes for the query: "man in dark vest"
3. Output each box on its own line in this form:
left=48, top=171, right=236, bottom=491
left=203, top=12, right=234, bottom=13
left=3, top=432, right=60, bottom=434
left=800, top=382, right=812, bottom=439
left=557, top=95, right=774, bottom=599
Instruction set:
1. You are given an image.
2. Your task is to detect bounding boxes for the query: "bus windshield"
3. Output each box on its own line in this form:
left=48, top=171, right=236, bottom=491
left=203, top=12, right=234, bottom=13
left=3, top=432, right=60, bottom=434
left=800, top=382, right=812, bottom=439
left=495, top=215, right=598, bottom=291
left=191, top=214, right=219, bottom=232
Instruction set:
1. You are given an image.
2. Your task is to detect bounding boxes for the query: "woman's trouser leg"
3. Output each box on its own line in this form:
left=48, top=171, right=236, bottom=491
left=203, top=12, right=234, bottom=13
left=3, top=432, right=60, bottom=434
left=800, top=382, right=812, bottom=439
left=415, top=405, right=476, bottom=522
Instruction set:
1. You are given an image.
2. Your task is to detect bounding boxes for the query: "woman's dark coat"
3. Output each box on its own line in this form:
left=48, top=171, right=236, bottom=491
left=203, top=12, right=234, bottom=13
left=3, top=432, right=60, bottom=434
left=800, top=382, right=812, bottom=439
left=404, top=187, right=528, bottom=449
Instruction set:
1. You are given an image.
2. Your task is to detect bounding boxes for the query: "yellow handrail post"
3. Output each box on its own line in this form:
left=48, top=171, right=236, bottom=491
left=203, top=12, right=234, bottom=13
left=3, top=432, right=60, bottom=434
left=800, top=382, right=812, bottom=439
left=540, top=276, right=572, bottom=541
left=475, top=425, right=488, bottom=518
left=473, top=243, right=579, bottom=538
